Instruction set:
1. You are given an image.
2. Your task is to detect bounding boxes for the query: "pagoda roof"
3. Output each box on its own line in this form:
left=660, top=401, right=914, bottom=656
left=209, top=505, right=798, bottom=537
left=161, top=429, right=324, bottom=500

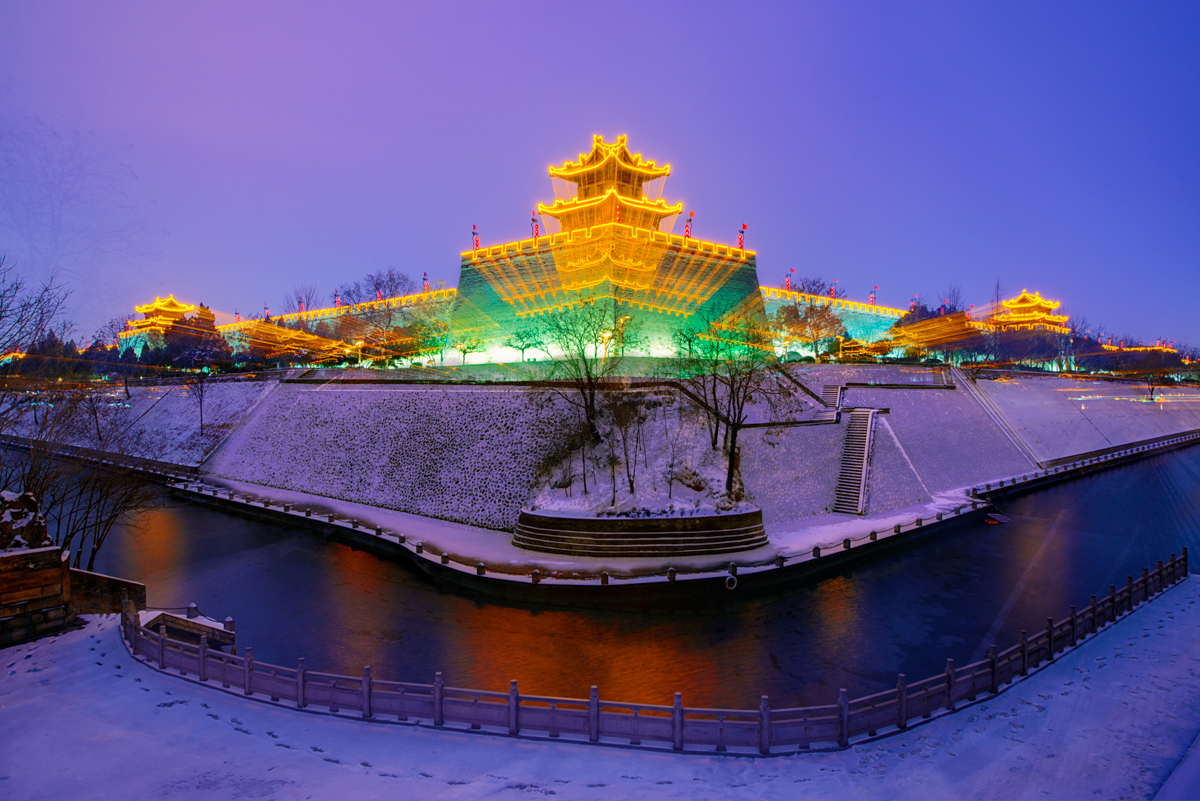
left=537, top=190, right=683, bottom=221
left=549, top=134, right=671, bottom=182
left=134, top=295, right=196, bottom=316
left=1001, top=289, right=1061, bottom=313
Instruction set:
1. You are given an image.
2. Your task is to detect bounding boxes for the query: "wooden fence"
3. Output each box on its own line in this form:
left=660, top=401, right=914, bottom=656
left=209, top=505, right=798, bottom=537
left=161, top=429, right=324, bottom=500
left=121, top=549, right=1189, bottom=755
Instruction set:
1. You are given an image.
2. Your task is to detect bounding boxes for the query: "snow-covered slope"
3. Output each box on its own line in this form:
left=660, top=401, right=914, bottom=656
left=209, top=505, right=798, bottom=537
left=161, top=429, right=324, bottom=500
left=205, top=384, right=565, bottom=531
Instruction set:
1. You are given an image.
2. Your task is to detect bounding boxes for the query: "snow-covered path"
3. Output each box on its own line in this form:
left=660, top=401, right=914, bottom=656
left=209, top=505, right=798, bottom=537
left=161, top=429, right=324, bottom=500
left=5, top=580, right=1200, bottom=800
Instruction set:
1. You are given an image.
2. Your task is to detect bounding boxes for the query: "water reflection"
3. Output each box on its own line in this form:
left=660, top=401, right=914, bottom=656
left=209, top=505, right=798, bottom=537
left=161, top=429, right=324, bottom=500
left=92, top=444, right=1200, bottom=710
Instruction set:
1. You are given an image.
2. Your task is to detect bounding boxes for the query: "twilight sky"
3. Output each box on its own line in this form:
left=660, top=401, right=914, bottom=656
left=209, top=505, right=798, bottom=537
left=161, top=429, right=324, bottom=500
left=1, top=1, right=1198, bottom=344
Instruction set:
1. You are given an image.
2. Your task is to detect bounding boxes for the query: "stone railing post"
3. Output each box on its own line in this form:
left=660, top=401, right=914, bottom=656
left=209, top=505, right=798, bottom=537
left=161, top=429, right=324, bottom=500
left=1045, top=617, right=1054, bottom=659
left=1156, top=561, right=1164, bottom=594
left=837, top=688, right=850, bottom=747
left=243, top=646, right=254, bottom=695
left=945, top=659, right=955, bottom=711
left=672, top=693, right=683, bottom=751
left=1069, top=606, right=1077, bottom=647
left=198, top=635, right=208, bottom=682
left=1126, top=576, right=1133, bottom=613
left=588, top=686, right=599, bottom=743
left=362, top=666, right=372, bottom=719
left=1143, top=568, right=1150, bottom=602
left=897, top=674, right=908, bottom=729
left=759, top=696, right=771, bottom=756
left=508, top=680, right=519, bottom=736
left=988, top=646, right=998, bottom=694
left=297, top=658, right=307, bottom=709
left=1019, top=631, right=1028, bottom=676
left=1090, top=595, right=1098, bottom=634
left=158, top=625, right=167, bottom=669
left=1184, top=546, right=1189, bottom=576
left=433, top=672, right=444, bottom=726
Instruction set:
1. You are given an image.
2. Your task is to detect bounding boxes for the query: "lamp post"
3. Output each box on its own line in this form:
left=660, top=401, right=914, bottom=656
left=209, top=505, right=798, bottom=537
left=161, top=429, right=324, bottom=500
left=355, top=340, right=364, bottom=365
left=836, top=335, right=844, bottom=362
left=616, top=315, right=630, bottom=356
left=600, top=331, right=612, bottom=365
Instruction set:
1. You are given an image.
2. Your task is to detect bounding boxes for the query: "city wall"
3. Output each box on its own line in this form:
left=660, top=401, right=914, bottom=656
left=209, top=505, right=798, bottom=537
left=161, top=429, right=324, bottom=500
left=92, top=368, right=1200, bottom=533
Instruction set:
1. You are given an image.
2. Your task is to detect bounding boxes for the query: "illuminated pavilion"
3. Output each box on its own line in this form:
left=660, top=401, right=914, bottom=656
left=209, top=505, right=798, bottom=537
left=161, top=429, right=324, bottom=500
left=117, top=295, right=201, bottom=356
left=986, top=290, right=1069, bottom=334
left=447, top=135, right=769, bottom=358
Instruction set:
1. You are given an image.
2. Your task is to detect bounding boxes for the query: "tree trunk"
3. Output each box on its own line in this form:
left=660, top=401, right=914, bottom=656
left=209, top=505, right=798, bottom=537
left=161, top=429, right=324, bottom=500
left=725, top=425, right=740, bottom=494
left=610, top=457, right=616, bottom=506
left=580, top=445, right=588, bottom=495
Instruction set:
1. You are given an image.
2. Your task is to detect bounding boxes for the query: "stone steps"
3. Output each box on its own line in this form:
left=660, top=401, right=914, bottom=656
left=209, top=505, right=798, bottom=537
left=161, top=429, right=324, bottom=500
left=512, top=509, right=769, bottom=558
left=832, top=409, right=877, bottom=515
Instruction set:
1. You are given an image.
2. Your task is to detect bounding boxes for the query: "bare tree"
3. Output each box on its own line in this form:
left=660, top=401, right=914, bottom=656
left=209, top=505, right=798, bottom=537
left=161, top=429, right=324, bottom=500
left=505, top=325, right=543, bottom=362
left=602, top=393, right=649, bottom=496
left=185, top=372, right=211, bottom=434
left=94, top=316, right=128, bottom=349
left=452, top=335, right=484, bottom=365
left=0, top=388, right=160, bottom=570
left=672, top=319, right=806, bottom=495
left=537, top=300, right=637, bottom=441
left=282, top=284, right=320, bottom=315
left=332, top=267, right=416, bottom=306
left=794, top=275, right=847, bottom=299
left=790, top=303, right=845, bottom=361
left=411, top=314, right=449, bottom=364
left=941, top=284, right=964, bottom=313
left=0, top=256, right=70, bottom=356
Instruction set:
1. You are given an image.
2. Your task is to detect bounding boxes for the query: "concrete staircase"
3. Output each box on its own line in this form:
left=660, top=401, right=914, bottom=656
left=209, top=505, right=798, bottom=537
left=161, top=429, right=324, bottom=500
left=815, top=384, right=843, bottom=422
left=833, top=409, right=878, bottom=515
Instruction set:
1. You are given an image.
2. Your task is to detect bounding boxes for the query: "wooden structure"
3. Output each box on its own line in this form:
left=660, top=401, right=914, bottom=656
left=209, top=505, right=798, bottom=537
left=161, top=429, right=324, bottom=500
left=122, top=551, right=1187, bottom=754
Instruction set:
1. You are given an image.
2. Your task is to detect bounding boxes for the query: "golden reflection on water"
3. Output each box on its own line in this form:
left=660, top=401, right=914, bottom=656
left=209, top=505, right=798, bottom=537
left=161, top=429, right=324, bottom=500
left=117, top=507, right=184, bottom=603
left=435, top=603, right=763, bottom=707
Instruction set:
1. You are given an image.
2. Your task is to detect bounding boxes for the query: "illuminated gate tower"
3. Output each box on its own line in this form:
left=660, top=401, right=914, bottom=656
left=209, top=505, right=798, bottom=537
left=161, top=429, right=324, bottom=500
left=448, top=135, right=767, bottom=360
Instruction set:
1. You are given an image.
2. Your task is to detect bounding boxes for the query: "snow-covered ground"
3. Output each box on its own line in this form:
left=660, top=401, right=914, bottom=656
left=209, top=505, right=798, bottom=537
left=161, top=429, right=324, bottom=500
left=973, top=375, right=1200, bottom=464
left=4, top=577, right=1200, bottom=799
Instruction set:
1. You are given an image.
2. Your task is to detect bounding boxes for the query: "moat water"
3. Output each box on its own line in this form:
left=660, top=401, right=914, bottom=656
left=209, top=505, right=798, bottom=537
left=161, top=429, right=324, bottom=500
left=92, top=445, right=1200, bottom=710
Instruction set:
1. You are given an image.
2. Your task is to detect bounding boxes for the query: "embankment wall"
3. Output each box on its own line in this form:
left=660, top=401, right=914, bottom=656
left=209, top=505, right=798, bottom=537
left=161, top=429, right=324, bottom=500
left=119, top=380, right=275, bottom=466
left=203, top=384, right=565, bottom=531
left=83, top=368, right=1200, bottom=532
left=971, top=375, right=1200, bottom=465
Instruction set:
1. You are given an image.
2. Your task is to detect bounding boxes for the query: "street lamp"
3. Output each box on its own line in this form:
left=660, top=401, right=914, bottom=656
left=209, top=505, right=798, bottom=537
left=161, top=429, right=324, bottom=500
left=616, top=315, right=630, bottom=356
left=600, top=331, right=612, bottom=364
left=836, top=335, right=844, bottom=362
left=355, top=340, right=364, bottom=364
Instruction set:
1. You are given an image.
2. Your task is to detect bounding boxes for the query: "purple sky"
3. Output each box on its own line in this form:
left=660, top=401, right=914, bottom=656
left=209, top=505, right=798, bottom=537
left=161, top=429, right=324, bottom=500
left=2, top=1, right=1198, bottom=344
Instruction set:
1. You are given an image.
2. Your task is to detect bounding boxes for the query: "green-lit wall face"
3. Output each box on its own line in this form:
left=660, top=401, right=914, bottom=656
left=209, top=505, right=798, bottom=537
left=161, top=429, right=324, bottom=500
left=448, top=225, right=768, bottom=361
